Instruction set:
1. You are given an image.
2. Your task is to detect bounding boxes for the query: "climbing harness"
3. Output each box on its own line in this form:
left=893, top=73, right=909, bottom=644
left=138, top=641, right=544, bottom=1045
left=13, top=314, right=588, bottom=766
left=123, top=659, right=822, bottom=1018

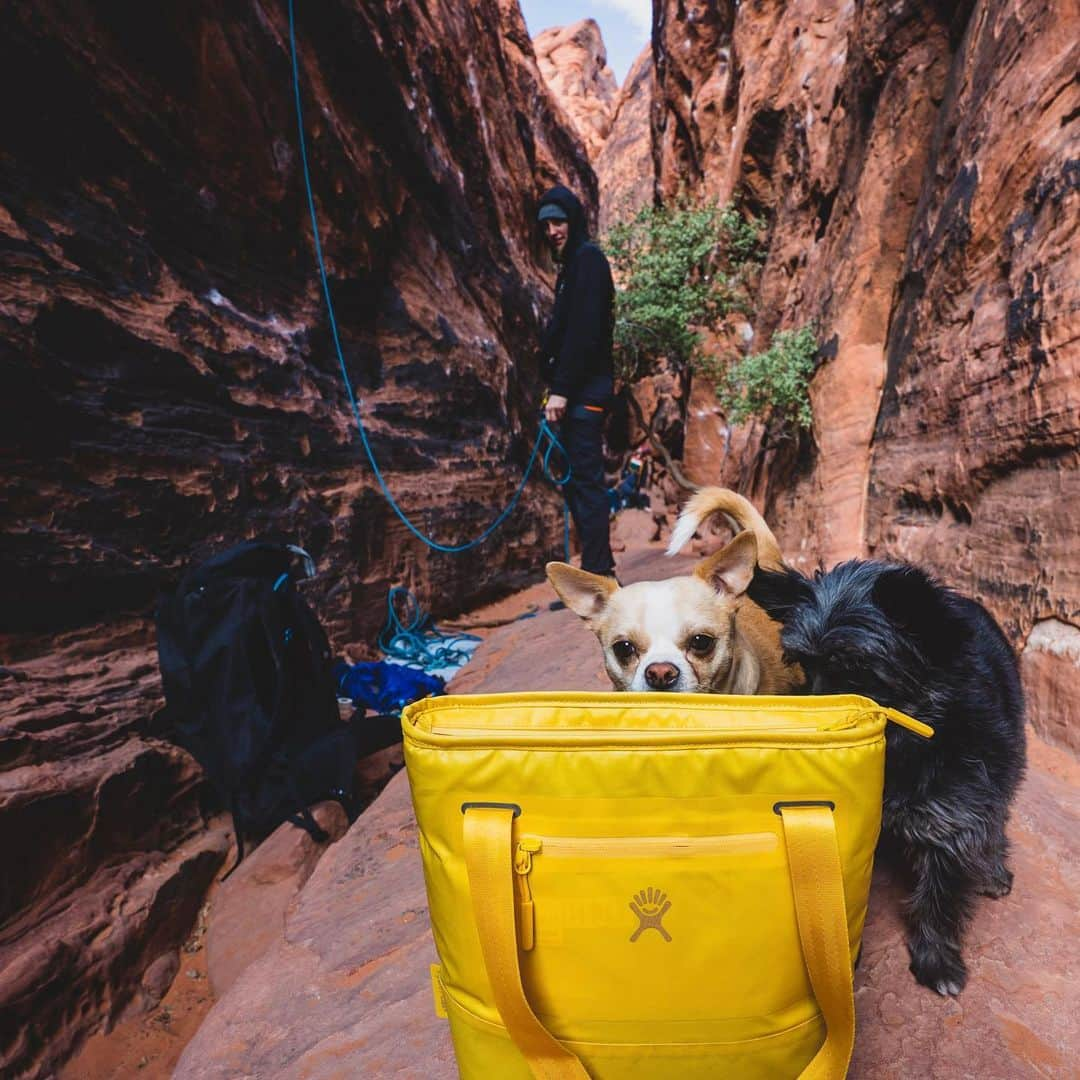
left=287, top=0, right=570, bottom=555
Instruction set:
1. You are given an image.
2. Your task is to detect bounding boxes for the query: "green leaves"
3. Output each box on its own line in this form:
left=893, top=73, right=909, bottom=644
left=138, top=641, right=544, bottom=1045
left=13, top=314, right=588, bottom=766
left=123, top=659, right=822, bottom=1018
left=717, top=325, right=818, bottom=432
left=605, top=202, right=816, bottom=438
left=604, top=201, right=763, bottom=385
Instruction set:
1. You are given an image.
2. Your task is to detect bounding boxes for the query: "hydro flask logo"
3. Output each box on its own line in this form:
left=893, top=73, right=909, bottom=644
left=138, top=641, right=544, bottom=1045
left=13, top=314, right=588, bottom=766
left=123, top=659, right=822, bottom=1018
left=629, top=887, right=671, bottom=942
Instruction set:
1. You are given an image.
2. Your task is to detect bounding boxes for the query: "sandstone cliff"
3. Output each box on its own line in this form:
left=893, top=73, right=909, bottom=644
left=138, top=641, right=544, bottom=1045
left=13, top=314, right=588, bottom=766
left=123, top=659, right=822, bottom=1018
left=0, top=0, right=594, bottom=647
left=0, top=1, right=593, bottom=1073
left=655, top=0, right=1079, bottom=746
left=532, top=28, right=655, bottom=235
left=534, top=20, right=619, bottom=161
left=596, top=44, right=656, bottom=234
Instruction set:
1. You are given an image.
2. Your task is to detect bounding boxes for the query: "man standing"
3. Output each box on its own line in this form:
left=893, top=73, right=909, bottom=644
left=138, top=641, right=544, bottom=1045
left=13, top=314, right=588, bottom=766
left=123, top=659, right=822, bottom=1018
left=536, top=184, right=617, bottom=580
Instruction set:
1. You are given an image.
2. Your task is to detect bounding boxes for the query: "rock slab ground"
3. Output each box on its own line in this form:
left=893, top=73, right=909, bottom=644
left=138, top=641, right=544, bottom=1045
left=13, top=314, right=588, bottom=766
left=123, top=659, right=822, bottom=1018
left=206, top=800, right=350, bottom=998
left=176, top=547, right=1080, bottom=1078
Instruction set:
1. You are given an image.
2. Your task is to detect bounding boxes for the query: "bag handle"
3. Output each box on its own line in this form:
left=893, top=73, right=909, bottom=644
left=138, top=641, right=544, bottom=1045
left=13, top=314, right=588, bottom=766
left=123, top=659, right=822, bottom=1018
left=462, top=804, right=854, bottom=1080
left=463, top=806, right=589, bottom=1079
left=778, top=803, right=856, bottom=1080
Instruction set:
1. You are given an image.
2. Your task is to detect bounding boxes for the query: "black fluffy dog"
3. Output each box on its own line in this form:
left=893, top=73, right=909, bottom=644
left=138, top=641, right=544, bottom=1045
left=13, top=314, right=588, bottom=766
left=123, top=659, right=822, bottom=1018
left=748, top=560, right=1026, bottom=996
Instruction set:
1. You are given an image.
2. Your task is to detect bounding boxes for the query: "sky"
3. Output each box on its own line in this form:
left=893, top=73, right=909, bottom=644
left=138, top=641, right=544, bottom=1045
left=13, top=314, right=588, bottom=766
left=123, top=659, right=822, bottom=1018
left=518, top=0, right=650, bottom=87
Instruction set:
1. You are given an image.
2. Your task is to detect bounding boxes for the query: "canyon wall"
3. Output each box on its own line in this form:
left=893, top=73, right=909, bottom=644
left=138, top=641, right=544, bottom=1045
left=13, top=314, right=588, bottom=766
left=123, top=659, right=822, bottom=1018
left=656, top=0, right=1079, bottom=746
left=0, top=1, right=593, bottom=1074
left=1, top=0, right=594, bottom=648
left=533, top=20, right=619, bottom=161
left=596, top=45, right=657, bottom=234
left=532, top=27, right=655, bottom=235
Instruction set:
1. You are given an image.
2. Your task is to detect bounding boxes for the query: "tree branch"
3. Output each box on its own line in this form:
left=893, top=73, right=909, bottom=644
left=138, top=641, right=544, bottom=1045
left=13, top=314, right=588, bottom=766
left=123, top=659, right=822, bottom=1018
left=623, top=387, right=699, bottom=494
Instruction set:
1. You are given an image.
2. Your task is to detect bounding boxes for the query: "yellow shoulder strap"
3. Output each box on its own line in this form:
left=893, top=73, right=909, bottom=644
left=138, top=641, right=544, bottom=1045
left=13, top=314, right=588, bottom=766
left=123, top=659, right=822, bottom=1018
left=463, top=806, right=589, bottom=1079
left=780, top=804, right=857, bottom=1080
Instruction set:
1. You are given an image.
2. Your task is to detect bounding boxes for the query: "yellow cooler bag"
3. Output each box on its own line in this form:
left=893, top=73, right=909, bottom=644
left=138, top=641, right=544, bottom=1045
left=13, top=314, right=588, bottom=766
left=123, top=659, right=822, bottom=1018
left=402, top=691, right=931, bottom=1079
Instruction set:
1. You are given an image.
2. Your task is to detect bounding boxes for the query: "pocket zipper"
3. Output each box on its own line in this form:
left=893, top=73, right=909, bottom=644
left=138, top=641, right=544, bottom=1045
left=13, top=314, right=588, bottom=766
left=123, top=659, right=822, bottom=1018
left=513, top=838, right=542, bottom=950
left=525, top=833, right=778, bottom=858
left=879, top=707, right=934, bottom=738
left=512, top=832, right=777, bottom=951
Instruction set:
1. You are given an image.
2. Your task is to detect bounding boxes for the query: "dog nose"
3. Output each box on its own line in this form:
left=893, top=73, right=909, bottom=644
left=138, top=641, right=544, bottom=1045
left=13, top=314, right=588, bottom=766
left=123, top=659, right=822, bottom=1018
left=644, top=662, right=679, bottom=690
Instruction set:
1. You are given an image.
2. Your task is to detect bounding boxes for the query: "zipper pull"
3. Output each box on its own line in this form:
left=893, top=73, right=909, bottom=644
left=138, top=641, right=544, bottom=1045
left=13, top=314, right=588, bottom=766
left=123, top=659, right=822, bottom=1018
left=881, top=706, right=934, bottom=739
left=825, top=716, right=858, bottom=731
left=514, top=837, right=542, bottom=875
left=514, top=838, right=542, bottom=951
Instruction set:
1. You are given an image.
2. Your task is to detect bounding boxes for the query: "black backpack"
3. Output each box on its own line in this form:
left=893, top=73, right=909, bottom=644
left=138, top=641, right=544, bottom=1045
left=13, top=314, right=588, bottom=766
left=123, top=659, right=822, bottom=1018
left=155, top=541, right=357, bottom=874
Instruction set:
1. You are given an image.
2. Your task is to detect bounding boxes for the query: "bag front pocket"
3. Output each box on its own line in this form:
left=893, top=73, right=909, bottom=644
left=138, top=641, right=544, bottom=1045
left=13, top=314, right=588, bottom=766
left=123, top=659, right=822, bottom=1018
left=512, top=827, right=815, bottom=1039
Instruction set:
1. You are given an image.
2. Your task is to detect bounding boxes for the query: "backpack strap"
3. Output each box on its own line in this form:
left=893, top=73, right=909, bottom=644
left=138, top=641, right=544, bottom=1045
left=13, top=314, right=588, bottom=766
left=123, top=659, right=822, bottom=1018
left=284, top=771, right=330, bottom=844
left=220, top=796, right=246, bottom=882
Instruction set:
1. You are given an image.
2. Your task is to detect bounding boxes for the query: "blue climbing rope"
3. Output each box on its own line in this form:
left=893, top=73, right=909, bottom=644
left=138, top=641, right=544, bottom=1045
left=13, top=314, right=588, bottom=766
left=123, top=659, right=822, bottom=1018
left=287, top=0, right=570, bottom=554
left=378, top=586, right=481, bottom=671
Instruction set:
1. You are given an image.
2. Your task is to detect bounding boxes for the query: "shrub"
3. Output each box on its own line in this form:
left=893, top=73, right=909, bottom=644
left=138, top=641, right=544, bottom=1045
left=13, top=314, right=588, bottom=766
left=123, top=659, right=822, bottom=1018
left=604, top=201, right=763, bottom=385
left=717, top=325, right=818, bottom=432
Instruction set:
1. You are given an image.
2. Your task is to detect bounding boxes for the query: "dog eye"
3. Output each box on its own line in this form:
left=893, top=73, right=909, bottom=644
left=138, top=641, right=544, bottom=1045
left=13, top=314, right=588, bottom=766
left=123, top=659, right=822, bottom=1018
left=687, top=634, right=716, bottom=656
left=612, top=639, right=637, bottom=664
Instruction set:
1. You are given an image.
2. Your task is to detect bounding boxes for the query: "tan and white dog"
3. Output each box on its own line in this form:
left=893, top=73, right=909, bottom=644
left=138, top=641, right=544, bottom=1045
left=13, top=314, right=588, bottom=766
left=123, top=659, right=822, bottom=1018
left=546, top=488, right=802, bottom=694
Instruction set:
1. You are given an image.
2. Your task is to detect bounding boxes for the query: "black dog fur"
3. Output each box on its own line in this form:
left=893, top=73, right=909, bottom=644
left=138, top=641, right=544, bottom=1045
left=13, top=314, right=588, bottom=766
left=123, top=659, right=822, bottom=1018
left=748, top=560, right=1026, bottom=996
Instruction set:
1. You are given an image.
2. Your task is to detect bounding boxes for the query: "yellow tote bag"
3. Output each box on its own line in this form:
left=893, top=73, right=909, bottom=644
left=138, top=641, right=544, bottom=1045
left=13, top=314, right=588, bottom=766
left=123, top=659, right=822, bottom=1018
left=402, top=692, right=931, bottom=1079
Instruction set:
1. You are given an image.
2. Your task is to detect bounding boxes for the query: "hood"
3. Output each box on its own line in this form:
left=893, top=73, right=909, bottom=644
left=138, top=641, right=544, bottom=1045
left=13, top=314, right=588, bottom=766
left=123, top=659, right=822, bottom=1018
left=537, top=185, right=588, bottom=256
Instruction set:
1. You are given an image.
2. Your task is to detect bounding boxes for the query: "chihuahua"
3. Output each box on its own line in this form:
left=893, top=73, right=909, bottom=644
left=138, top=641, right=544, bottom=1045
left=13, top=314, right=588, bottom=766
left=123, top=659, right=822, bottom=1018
left=546, top=488, right=801, bottom=694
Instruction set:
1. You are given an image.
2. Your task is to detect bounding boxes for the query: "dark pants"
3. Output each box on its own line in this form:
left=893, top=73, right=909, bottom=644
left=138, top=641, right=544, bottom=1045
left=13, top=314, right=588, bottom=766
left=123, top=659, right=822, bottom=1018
left=560, top=409, right=615, bottom=576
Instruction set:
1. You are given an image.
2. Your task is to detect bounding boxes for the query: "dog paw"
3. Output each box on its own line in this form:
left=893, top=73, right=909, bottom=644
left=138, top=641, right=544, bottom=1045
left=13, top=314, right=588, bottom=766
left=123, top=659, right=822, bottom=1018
left=977, top=868, right=1013, bottom=899
left=909, top=947, right=968, bottom=997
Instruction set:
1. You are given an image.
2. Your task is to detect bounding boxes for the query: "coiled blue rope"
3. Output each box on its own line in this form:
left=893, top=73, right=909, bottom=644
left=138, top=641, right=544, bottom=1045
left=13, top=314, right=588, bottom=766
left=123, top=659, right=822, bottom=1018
left=378, top=586, right=481, bottom=671
left=288, top=0, right=570, bottom=555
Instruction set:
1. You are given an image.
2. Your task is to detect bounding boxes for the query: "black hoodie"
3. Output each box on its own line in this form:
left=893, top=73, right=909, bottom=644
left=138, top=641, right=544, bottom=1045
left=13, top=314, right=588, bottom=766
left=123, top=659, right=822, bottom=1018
left=536, top=186, right=615, bottom=407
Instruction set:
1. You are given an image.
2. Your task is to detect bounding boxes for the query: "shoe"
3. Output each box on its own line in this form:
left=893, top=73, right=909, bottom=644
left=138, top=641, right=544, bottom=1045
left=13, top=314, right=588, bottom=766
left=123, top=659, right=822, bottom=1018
left=549, top=600, right=566, bottom=612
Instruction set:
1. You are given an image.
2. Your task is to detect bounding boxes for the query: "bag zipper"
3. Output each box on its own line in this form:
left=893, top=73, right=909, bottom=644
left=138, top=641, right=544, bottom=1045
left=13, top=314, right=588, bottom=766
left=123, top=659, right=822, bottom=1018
left=512, top=832, right=777, bottom=951
left=879, top=707, right=934, bottom=738
left=431, top=716, right=859, bottom=737
left=526, top=833, right=778, bottom=857
left=431, top=709, right=933, bottom=739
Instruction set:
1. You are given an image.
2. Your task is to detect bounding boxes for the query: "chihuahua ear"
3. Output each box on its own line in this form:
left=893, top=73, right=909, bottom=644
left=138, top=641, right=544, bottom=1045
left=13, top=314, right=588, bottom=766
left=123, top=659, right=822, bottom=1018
left=694, top=531, right=758, bottom=597
left=546, top=562, right=619, bottom=619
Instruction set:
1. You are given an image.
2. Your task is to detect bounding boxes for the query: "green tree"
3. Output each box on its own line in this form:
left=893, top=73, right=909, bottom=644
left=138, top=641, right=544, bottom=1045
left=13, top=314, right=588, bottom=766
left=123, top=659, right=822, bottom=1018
left=603, top=201, right=763, bottom=487
left=717, top=325, right=818, bottom=434
left=605, top=201, right=762, bottom=384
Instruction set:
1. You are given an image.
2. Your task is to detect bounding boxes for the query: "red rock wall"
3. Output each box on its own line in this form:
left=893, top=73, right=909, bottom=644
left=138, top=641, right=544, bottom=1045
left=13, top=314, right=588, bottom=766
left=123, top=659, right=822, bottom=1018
left=0, top=622, right=230, bottom=1079
left=656, top=0, right=1079, bottom=745
left=0, top=0, right=594, bottom=648
left=534, top=20, right=619, bottom=161
left=0, top=2, right=594, bottom=1074
left=862, top=2, right=1079, bottom=654
left=531, top=28, right=655, bottom=235
left=596, top=45, right=656, bottom=234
